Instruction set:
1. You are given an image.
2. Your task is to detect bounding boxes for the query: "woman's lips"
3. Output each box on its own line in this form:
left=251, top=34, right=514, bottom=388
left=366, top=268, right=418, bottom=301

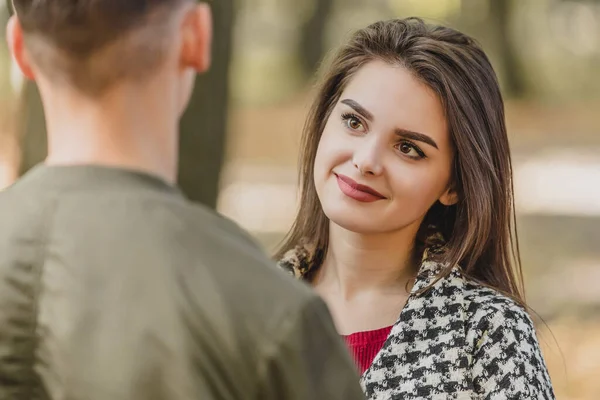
left=335, top=173, right=386, bottom=203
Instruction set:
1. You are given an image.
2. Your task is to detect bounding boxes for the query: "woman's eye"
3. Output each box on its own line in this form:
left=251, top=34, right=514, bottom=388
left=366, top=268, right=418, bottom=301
left=347, top=117, right=362, bottom=130
left=397, top=141, right=426, bottom=159
left=399, top=143, right=415, bottom=155
left=341, top=113, right=364, bottom=131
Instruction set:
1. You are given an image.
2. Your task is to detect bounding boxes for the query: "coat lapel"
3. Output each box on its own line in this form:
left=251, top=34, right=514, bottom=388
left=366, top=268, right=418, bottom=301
left=360, top=263, right=470, bottom=398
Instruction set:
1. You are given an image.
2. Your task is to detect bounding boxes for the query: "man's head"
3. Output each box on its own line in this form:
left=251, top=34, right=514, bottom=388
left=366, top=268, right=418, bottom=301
left=7, top=0, right=212, bottom=100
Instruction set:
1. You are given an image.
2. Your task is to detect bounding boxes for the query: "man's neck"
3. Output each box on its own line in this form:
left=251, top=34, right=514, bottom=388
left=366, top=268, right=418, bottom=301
left=39, top=80, right=180, bottom=184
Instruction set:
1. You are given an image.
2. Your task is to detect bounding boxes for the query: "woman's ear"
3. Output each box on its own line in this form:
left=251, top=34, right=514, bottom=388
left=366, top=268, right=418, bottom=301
left=439, top=186, right=458, bottom=206
left=6, top=15, right=35, bottom=80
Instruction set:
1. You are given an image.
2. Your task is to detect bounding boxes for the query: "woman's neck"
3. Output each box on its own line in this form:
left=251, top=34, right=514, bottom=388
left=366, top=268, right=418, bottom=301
left=314, top=222, right=420, bottom=300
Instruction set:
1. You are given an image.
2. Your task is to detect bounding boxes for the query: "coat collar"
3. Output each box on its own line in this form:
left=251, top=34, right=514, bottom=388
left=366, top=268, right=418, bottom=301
left=277, top=231, right=456, bottom=297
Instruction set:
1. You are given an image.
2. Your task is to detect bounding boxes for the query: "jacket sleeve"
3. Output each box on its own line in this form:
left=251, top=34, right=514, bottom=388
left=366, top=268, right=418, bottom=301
left=256, top=296, right=365, bottom=400
left=471, top=303, right=556, bottom=399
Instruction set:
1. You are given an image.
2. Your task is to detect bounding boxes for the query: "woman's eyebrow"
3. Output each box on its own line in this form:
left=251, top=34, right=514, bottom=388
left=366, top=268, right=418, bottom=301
left=341, top=99, right=374, bottom=121
left=395, top=129, right=439, bottom=149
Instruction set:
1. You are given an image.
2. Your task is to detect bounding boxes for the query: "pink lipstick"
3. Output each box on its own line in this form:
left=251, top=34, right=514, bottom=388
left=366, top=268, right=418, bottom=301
left=335, top=174, right=386, bottom=203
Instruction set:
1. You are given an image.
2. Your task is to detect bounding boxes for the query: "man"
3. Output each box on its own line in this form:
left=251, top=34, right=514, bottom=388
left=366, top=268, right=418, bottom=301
left=0, top=1, right=365, bottom=399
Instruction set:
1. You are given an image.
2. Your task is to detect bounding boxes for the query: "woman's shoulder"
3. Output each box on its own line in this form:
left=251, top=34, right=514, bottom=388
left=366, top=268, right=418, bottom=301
left=459, top=276, right=548, bottom=375
left=460, top=277, right=534, bottom=332
left=456, top=277, right=555, bottom=398
left=427, top=268, right=540, bottom=351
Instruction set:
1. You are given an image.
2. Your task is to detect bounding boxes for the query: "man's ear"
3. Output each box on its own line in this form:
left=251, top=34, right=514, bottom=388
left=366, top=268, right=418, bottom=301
left=439, top=186, right=459, bottom=206
left=6, top=15, right=35, bottom=80
left=180, top=3, right=212, bottom=73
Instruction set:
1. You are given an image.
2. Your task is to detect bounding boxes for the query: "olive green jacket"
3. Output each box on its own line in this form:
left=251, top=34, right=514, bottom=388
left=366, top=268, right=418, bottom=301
left=0, top=165, right=364, bottom=400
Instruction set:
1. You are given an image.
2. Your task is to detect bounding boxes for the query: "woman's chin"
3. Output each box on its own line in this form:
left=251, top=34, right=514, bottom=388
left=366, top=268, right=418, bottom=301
left=326, top=213, right=388, bottom=235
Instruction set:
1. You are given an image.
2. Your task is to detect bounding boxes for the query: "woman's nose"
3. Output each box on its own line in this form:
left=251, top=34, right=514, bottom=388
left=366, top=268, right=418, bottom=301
left=352, top=139, right=384, bottom=176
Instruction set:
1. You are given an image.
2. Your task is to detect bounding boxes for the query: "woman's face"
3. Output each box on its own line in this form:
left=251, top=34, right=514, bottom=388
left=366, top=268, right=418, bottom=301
left=313, top=60, right=457, bottom=235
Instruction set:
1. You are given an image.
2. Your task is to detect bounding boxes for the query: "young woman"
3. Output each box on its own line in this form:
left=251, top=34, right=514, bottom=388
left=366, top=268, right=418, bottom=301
left=277, top=18, right=555, bottom=399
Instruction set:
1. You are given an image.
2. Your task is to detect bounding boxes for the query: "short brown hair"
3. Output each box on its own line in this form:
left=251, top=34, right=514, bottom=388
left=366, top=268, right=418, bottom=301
left=12, top=0, right=189, bottom=95
left=277, top=18, right=525, bottom=305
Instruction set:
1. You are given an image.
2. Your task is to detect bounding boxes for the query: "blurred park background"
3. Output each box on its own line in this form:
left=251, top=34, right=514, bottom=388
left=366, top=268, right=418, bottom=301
left=1, top=0, right=599, bottom=398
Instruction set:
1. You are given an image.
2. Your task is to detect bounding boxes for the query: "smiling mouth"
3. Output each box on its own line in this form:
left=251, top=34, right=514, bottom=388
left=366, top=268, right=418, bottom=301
left=334, top=173, right=386, bottom=202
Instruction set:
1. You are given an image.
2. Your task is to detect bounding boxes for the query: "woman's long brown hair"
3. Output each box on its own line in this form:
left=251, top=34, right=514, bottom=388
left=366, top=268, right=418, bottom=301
left=275, top=18, right=525, bottom=305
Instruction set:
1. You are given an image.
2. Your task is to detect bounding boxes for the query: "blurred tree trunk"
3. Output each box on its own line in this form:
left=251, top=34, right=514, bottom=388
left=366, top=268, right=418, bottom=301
left=178, top=0, right=235, bottom=209
left=18, top=83, right=46, bottom=175
left=489, top=0, right=525, bottom=97
left=457, top=0, right=525, bottom=98
left=17, top=0, right=235, bottom=209
left=298, top=0, right=334, bottom=78
left=1, top=2, right=23, bottom=187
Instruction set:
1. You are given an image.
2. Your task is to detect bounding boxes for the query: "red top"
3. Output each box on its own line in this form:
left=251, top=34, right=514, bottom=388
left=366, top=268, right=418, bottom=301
left=342, top=325, right=393, bottom=375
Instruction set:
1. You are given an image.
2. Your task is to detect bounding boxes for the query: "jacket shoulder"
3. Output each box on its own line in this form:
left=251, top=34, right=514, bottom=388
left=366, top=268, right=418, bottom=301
left=462, top=280, right=533, bottom=332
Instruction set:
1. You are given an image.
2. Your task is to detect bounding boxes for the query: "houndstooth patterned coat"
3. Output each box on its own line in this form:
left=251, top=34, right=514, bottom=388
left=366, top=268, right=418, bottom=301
left=279, top=242, right=556, bottom=400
